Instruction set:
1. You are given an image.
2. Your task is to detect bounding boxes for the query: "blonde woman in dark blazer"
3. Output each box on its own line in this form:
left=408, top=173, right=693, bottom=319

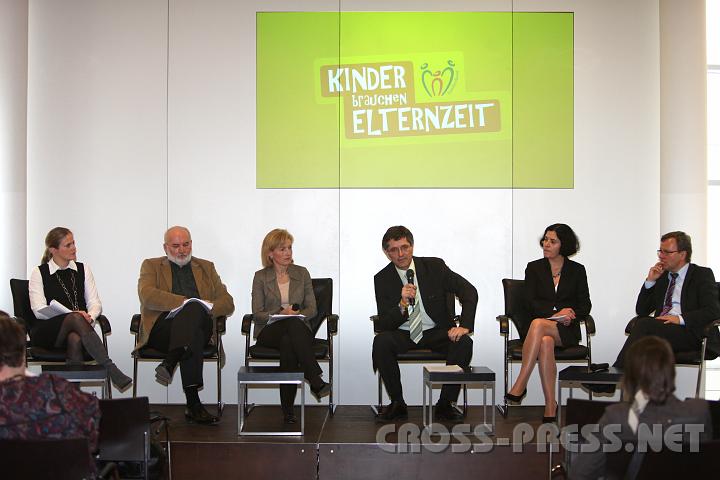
left=252, top=229, right=331, bottom=424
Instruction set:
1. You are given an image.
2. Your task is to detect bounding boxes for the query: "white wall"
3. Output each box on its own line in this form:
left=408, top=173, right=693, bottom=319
left=0, top=0, right=28, bottom=310
left=17, top=0, right=698, bottom=405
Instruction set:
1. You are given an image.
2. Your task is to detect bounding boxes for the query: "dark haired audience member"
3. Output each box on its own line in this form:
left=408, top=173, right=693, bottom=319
left=505, top=223, right=591, bottom=422
left=570, top=336, right=713, bottom=479
left=0, top=313, right=101, bottom=465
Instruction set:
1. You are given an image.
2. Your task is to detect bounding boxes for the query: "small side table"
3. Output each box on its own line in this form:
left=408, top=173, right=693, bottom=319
left=41, top=364, right=110, bottom=398
left=423, top=366, right=495, bottom=435
left=557, top=365, right=623, bottom=427
left=237, top=366, right=305, bottom=436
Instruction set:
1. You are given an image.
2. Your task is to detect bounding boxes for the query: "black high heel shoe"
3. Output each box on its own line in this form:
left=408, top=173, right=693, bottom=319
left=504, top=388, right=527, bottom=403
left=542, top=402, right=558, bottom=423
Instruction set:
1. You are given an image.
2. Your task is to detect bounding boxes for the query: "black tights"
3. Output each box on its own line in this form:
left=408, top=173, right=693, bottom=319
left=55, top=312, right=94, bottom=363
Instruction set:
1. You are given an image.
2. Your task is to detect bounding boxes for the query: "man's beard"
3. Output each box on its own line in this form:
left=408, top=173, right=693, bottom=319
left=168, top=253, right=192, bottom=267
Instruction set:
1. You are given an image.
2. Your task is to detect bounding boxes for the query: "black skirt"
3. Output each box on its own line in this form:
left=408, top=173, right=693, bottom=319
left=30, top=314, right=71, bottom=348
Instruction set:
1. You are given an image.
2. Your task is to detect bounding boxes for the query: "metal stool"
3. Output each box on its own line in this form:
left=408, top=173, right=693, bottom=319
left=237, top=366, right=305, bottom=436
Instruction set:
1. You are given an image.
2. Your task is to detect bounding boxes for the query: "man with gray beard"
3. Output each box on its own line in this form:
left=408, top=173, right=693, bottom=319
left=137, top=226, right=234, bottom=424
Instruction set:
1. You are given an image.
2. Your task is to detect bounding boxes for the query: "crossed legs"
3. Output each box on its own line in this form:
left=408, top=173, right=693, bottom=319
left=508, top=318, right=562, bottom=417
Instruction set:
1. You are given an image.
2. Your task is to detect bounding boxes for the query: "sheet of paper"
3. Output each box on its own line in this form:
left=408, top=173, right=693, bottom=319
left=167, top=298, right=214, bottom=319
left=548, top=314, right=568, bottom=321
left=36, top=299, right=72, bottom=318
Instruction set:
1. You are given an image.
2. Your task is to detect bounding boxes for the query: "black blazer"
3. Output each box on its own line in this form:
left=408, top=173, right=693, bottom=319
left=374, top=256, right=478, bottom=333
left=524, top=258, right=591, bottom=344
left=636, top=263, right=720, bottom=345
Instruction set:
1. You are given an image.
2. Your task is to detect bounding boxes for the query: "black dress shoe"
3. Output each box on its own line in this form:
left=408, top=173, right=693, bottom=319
left=283, top=413, right=297, bottom=424
left=505, top=388, right=527, bottom=404
left=185, top=403, right=219, bottom=425
left=311, top=381, right=332, bottom=402
left=542, top=402, right=558, bottom=423
left=435, top=402, right=464, bottom=423
left=376, top=401, right=408, bottom=423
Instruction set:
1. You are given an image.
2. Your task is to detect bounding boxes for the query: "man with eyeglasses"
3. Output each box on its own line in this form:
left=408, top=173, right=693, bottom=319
left=613, top=231, right=720, bottom=368
left=372, top=225, right=478, bottom=422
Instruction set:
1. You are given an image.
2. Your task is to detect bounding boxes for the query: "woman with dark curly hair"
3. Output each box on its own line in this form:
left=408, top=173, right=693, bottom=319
left=505, top=223, right=591, bottom=422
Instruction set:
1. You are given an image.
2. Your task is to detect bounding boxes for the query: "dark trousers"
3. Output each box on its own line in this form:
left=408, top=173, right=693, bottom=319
left=372, top=327, right=473, bottom=404
left=256, top=317, right=323, bottom=413
left=614, top=316, right=700, bottom=368
left=147, top=302, right=213, bottom=388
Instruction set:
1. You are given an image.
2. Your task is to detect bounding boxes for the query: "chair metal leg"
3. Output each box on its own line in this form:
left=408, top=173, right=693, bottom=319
left=496, top=353, right=509, bottom=418
left=132, top=356, right=138, bottom=398
left=329, top=355, right=334, bottom=416
left=697, top=339, right=708, bottom=398
left=217, top=357, right=223, bottom=416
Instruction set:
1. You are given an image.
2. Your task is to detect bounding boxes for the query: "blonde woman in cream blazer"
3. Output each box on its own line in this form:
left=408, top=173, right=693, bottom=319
left=251, top=229, right=331, bottom=424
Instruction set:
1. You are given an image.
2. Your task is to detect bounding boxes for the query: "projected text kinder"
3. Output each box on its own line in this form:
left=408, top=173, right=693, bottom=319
left=320, top=60, right=501, bottom=139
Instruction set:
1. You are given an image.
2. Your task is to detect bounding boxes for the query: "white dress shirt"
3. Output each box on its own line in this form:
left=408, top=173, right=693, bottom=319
left=29, top=259, right=102, bottom=320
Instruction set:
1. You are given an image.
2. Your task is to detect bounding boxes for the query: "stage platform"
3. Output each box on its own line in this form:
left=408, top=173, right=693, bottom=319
left=155, top=403, right=562, bottom=479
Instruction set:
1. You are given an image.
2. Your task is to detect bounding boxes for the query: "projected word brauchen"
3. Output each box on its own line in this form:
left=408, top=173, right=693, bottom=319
left=320, top=60, right=501, bottom=139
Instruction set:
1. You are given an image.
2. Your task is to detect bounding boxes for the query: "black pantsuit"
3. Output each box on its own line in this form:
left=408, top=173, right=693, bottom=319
left=257, top=317, right=323, bottom=413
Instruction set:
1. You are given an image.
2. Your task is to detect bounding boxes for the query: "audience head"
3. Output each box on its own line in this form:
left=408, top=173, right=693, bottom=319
left=622, top=336, right=675, bottom=404
left=0, top=313, right=26, bottom=373
left=539, top=223, right=579, bottom=258
left=261, top=229, right=294, bottom=268
left=164, top=226, right=193, bottom=267
left=41, top=227, right=74, bottom=265
left=659, top=231, right=692, bottom=268
left=382, top=226, right=414, bottom=270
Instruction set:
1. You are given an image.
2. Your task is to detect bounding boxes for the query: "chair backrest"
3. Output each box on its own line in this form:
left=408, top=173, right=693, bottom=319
left=0, top=437, right=94, bottom=480
left=565, top=398, right=614, bottom=428
left=9, top=279, right=38, bottom=332
left=97, top=397, right=150, bottom=464
left=308, top=278, right=333, bottom=336
left=501, top=278, right=531, bottom=339
left=707, top=399, right=720, bottom=440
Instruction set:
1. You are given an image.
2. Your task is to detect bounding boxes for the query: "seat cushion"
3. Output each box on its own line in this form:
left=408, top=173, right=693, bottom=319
left=134, top=344, right=218, bottom=360
left=28, top=346, right=93, bottom=362
left=674, top=350, right=702, bottom=365
left=396, top=348, right=447, bottom=361
left=249, top=339, right=329, bottom=360
left=508, top=339, right=589, bottom=361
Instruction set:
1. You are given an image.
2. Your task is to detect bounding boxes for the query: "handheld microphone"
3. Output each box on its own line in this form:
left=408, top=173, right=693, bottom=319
left=406, top=269, right=415, bottom=306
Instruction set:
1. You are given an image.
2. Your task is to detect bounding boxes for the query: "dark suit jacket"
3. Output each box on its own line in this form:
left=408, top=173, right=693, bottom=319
left=374, top=256, right=477, bottom=333
left=569, top=396, right=713, bottom=480
left=251, top=264, right=317, bottom=338
left=524, top=258, right=591, bottom=344
left=636, top=263, right=720, bottom=349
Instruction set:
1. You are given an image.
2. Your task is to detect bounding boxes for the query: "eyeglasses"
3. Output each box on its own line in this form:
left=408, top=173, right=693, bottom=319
left=657, top=249, right=679, bottom=256
left=386, top=244, right=411, bottom=255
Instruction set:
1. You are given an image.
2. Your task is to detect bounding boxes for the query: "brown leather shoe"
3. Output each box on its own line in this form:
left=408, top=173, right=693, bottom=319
left=185, top=403, right=219, bottom=425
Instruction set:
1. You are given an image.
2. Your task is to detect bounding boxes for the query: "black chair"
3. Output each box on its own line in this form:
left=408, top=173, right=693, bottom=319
left=96, top=397, right=166, bottom=480
left=9, top=278, right=113, bottom=398
left=0, top=438, right=96, bottom=480
left=603, top=439, right=720, bottom=480
left=130, top=313, right=227, bottom=415
left=241, top=278, right=338, bottom=415
left=622, top=282, right=720, bottom=398
left=550, top=398, right=616, bottom=477
left=370, top=292, right=468, bottom=414
left=496, top=279, right=596, bottom=417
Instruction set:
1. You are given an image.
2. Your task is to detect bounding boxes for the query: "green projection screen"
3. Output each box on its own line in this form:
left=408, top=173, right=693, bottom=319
left=257, top=12, right=573, bottom=188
